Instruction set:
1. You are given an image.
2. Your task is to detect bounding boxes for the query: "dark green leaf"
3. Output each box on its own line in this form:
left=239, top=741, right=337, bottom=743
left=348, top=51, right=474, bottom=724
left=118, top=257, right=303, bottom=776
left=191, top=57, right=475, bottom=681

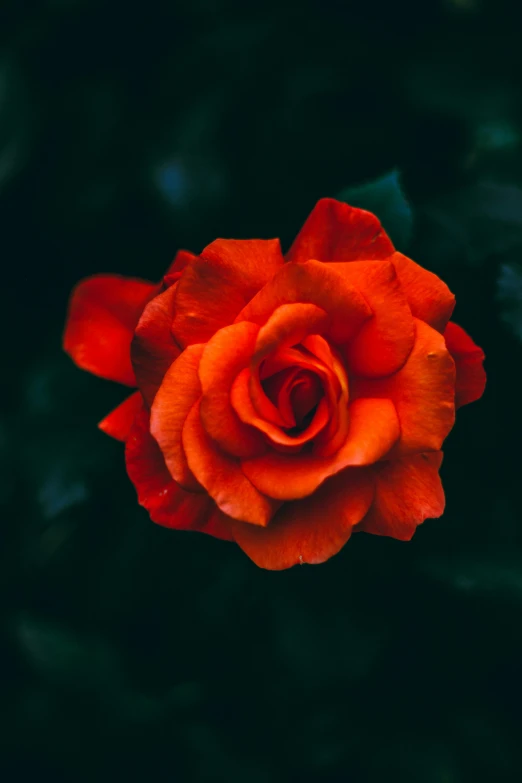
left=497, top=262, right=522, bottom=340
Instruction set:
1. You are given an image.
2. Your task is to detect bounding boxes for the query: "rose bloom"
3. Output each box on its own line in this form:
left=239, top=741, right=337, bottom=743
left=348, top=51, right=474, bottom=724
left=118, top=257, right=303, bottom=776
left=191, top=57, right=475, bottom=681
left=63, top=199, right=485, bottom=570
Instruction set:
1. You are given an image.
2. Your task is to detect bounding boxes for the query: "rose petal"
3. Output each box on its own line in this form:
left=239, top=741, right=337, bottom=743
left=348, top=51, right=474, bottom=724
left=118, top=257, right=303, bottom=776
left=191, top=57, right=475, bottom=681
left=263, top=367, right=323, bottom=429
left=163, top=249, right=197, bottom=285
left=230, top=466, right=374, bottom=570
left=258, top=302, right=330, bottom=359
left=262, top=367, right=302, bottom=427
left=182, top=399, right=279, bottom=526
left=241, top=397, right=400, bottom=500
left=325, top=260, right=415, bottom=378
left=198, top=322, right=267, bottom=458
left=288, top=373, right=323, bottom=424
left=172, top=238, right=285, bottom=347
left=126, top=407, right=233, bottom=540
left=352, top=319, right=456, bottom=456
left=297, top=336, right=350, bottom=455
left=150, top=344, right=206, bottom=492
left=236, top=260, right=372, bottom=344
left=231, top=368, right=330, bottom=448
left=131, top=284, right=181, bottom=407
left=63, top=274, right=157, bottom=386
left=258, top=343, right=342, bottom=423
left=390, top=252, right=455, bottom=333
left=286, top=198, right=395, bottom=264
left=232, top=334, right=348, bottom=455
left=300, top=333, right=337, bottom=370
left=98, top=391, right=144, bottom=442
left=235, top=357, right=331, bottom=448
left=356, top=452, right=445, bottom=540
left=249, top=303, right=330, bottom=427
left=443, top=321, right=486, bottom=409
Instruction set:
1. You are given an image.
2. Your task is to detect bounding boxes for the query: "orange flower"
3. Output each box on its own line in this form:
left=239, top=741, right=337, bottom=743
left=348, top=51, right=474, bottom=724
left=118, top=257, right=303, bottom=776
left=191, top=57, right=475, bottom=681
left=63, top=199, right=485, bottom=569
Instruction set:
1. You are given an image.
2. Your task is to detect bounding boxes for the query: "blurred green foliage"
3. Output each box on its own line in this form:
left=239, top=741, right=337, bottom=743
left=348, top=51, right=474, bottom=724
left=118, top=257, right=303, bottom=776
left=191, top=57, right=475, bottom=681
left=2, top=0, right=522, bottom=781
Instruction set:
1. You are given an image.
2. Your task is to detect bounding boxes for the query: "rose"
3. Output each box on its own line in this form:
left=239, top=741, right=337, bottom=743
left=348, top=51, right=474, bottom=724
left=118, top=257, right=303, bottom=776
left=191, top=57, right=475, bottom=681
left=63, top=199, right=485, bottom=570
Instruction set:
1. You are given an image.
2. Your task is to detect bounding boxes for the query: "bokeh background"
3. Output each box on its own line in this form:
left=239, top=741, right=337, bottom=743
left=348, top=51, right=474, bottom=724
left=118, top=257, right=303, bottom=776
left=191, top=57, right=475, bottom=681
left=2, top=0, right=522, bottom=780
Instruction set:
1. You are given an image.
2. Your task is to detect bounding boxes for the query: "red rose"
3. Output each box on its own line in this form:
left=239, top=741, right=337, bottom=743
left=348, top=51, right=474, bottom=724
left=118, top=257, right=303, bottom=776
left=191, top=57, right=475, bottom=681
left=63, top=199, right=485, bottom=570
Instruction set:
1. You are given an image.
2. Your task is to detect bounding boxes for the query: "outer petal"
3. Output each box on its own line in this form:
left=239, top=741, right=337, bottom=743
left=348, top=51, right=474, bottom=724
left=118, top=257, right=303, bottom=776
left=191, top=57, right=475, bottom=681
left=198, top=322, right=266, bottom=458
left=235, top=260, right=372, bottom=344
left=352, top=319, right=456, bottom=456
left=150, top=344, right=205, bottom=492
left=241, top=398, right=400, bottom=500
left=163, top=249, right=197, bottom=285
left=328, top=260, right=415, bottom=377
left=131, top=284, right=181, bottom=407
left=286, top=198, right=395, bottom=264
left=98, top=391, right=144, bottom=442
left=229, top=467, right=374, bottom=570
left=356, top=452, right=444, bottom=540
left=172, top=239, right=285, bottom=347
left=125, top=407, right=232, bottom=540
left=63, top=274, right=157, bottom=386
left=183, top=400, right=279, bottom=526
left=443, top=321, right=486, bottom=409
left=390, top=252, right=455, bottom=332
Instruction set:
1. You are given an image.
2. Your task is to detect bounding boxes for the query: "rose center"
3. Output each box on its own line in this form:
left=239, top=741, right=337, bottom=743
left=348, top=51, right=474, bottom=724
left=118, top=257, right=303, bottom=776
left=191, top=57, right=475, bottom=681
left=262, top=368, right=323, bottom=435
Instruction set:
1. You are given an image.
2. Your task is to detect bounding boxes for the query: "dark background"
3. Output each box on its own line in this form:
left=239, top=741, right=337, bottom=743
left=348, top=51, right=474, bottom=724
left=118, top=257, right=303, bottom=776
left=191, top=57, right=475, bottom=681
left=2, top=0, right=522, bottom=780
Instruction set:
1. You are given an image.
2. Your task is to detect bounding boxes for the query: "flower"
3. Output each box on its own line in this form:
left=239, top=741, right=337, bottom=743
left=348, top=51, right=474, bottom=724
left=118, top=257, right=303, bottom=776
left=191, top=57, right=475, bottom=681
left=63, top=199, right=486, bottom=570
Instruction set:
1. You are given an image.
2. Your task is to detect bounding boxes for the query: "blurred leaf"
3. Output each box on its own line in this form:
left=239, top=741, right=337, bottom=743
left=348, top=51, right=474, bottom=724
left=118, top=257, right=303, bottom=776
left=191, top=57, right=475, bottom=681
left=497, top=262, right=522, bottom=340
left=473, top=121, right=519, bottom=155
left=419, top=555, right=522, bottom=601
left=276, top=601, right=385, bottom=687
left=404, top=55, right=516, bottom=123
left=337, top=169, right=413, bottom=251
left=37, top=465, right=88, bottom=519
left=448, top=711, right=518, bottom=779
left=16, top=616, right=123, bottom=691
left=14, top=616, right=203, bottom=724
left=0, top=58, right=32, bottom=191
left=447, top=0, right=478, bottom=11
left=370, top=740, right=459, bottom=783
left=0, top=416, right=15, bottom=507
left=184, top=722, right=279, bottom=783
left=419, top=181, right=522, bottom=267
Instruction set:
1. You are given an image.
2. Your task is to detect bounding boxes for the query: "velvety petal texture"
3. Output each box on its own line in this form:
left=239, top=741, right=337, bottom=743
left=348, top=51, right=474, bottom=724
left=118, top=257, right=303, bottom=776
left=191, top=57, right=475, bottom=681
left=64, top=197, right=485, bottom=570
left=357, top=452, right=445, bottom=540
left=64, top=274, right=157, bottom=385
left=182, top=400, right=279, bottom=526
left=172, top=239, right=285, bottom=347
left=132, top=284, right=181, bottom=407
left=286, top=198, right=394, bottom=263
left=241, top=398, right=400, bottom=500
left=98, top=391, right=144, bottom=442
left=198, top=322, right=266, bottom=457
left=150, top=344, right=205, bottom=491
left=443, top=321, right=486, bottom=408
left=163, top=249, right=198, bottom=285
left=126, top=408, right=233, bottom=541
left=352, top=320, right=456, bottom=456
left=329, top=260, right=415, bottom=377
left=236, top=260, right=372, bottom=344
left=390, top=252, right=455, bottom=332
left=229, top=467, right=374, bottom=570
